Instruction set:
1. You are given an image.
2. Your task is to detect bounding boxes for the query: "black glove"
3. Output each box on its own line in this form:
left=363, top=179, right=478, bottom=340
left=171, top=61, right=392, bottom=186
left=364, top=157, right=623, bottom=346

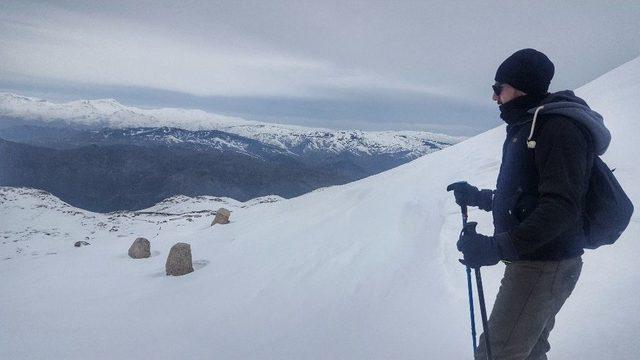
left=446, top=181, right=493, bottom=211
left=457, top=222, right=518, bottom=268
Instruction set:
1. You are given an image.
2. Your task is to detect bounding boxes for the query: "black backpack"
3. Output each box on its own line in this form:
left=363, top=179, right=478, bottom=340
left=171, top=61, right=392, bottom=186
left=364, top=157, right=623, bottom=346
left=582, top=157, right=634, bottom=249
left=527, top=108, right=634, bottom=249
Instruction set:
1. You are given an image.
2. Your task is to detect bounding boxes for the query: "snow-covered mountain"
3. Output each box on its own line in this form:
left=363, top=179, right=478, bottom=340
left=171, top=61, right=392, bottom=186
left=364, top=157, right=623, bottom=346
left=0, top=93, right=462, bottom=158
left=0, top=125, right=294, bottom=159
left=2, top=56, right=639, bottom=359
left=0, top=93, right=461, bottom=212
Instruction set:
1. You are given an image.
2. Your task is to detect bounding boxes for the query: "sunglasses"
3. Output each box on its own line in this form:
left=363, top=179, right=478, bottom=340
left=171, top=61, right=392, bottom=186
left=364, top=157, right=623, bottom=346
left=492, top=83, right=505, bottom=96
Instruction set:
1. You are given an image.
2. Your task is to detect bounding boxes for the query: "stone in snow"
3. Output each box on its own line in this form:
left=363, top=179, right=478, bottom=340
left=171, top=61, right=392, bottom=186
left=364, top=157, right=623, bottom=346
left=74, top=241, right=90, bottom=247
left=128, top=237, right=151, bottom=259
left=165, top=243, right=194, bottom=276
left=211, top=207, right=231, bottom=226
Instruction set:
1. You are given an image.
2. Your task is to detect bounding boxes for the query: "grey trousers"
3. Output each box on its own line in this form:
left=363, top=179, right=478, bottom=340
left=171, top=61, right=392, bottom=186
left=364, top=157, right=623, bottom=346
left=474, top=256, right=583, bottom=360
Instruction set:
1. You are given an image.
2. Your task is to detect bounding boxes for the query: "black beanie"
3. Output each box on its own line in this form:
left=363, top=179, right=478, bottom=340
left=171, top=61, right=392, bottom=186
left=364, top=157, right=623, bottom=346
left=495, top=48, right=555, bottom=96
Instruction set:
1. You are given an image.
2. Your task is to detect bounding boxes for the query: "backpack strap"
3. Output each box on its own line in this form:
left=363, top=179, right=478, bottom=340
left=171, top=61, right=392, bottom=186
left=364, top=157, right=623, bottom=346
left=526, top=105, right=545, bottom=149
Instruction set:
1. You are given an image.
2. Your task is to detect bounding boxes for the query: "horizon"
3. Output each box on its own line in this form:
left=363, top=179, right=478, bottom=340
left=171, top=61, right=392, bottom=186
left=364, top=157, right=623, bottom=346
left=0, top=90, right=466, bottom=137
left=0, top=51, right=633, bottom=138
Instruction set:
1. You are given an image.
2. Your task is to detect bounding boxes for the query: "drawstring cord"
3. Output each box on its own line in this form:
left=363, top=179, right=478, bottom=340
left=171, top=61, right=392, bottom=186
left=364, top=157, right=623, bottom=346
left=527, top=106, right=545, bottom=149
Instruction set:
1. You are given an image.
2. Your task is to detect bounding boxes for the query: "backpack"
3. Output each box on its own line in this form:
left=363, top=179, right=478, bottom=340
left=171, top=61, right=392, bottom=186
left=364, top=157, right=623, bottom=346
left=526, top=106, right=634, bottom=249
left=582, top=157, right=634, bottom=248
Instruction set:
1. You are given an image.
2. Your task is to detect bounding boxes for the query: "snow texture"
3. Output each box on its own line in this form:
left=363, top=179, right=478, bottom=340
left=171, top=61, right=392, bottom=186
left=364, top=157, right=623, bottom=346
left=1, top=56, right=639, bottom=359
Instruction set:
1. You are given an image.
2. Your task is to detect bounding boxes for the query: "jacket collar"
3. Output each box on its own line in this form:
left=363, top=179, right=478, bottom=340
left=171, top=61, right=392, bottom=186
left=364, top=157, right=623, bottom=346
left=499, top=93, right=547, bottom=125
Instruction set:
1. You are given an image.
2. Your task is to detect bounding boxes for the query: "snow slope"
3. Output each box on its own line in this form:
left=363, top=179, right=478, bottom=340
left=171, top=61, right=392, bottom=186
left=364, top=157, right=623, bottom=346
left=0, top=93, right=462, bottom=157
left=1, top=56, right=639, bottom=359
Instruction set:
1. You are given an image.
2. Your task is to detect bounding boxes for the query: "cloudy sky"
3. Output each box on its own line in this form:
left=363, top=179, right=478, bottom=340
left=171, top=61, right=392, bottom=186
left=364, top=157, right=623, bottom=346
left=1, top=0, right=639, bottom=135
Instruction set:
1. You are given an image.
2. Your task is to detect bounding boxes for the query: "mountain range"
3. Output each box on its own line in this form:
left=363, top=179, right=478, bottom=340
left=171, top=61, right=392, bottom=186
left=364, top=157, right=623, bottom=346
left=0, top=93, right=461, bottom=211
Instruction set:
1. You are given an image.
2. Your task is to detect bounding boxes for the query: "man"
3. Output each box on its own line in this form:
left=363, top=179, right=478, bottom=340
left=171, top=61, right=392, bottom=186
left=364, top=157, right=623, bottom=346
left=448, top=49, right=611, bottom=359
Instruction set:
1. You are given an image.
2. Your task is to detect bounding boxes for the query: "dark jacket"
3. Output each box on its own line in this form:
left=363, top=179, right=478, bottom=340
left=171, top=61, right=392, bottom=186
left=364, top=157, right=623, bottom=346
left=487, top=91, right=610, bottom=261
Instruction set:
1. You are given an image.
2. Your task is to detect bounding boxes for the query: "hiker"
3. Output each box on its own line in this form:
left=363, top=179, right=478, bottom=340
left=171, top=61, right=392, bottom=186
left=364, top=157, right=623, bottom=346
left=448, top=48, right=611, bottom=360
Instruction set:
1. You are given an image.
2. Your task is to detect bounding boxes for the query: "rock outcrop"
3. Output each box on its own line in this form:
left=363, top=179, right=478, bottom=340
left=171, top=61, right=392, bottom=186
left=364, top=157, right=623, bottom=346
left=210, top=208, right=231, bottom=225
left=128, top=237, right=151, bottom=259
left=165, top=243, right=194, bottom=276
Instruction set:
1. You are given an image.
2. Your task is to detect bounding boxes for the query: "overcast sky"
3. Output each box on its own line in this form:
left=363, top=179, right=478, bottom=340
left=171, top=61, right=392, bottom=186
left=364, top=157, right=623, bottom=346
left=1, top=0, right=639, bottom=135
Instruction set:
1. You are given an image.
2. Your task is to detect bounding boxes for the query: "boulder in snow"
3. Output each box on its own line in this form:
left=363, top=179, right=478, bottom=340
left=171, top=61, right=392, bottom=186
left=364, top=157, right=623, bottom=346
left=211, top=207, right=231, bottom=225
left=74, top=241, right=90, bottom=247
left=128, top=237, right=151, bottom=259
left=165, top=243, right=194, bottom=276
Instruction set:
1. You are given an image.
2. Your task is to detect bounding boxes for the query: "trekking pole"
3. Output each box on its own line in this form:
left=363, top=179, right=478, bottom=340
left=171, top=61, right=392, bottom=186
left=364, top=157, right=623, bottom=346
left=460, top=205, right=493, bottom=360
left=474, top=266, right=493, bottom=360
left=474, top=267, right=493, bottom=360
left=460, top=205, right=478, bottom=354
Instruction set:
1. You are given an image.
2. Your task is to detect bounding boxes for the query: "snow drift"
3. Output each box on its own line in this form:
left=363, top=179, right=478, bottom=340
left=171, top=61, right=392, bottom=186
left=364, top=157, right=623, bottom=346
left=1, top=56, right=639, bottom=359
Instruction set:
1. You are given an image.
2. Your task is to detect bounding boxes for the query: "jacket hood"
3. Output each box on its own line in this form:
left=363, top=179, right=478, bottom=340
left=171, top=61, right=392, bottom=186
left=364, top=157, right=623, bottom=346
left=527, top=90, right=611, bottom=155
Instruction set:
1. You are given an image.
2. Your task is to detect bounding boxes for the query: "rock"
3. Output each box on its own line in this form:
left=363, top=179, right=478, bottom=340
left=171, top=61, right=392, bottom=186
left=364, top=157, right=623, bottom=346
left=74, top=241, right=90, bottom=247
left=211, top=207, right=231, bottom=226
left=128, top=237, right=151, bottom=259
left=165, top=243, right=194, bottom=276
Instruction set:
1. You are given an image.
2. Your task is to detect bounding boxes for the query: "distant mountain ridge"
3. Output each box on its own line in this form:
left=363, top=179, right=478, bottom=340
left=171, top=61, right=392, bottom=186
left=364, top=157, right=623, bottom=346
left=0, top=93, right=462, bottom=212
left=0, top=137, right=340, bottom=212
left=0, top=92, right=462, bottom=157
left=0, top=125, right=293, bottom=160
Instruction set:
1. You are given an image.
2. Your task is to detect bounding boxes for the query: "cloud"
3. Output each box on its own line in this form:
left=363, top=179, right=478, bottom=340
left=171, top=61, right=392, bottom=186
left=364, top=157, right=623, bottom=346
left=0, top=3, right=455, bottom=100
left=0, top=0, right=638, bottom=134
